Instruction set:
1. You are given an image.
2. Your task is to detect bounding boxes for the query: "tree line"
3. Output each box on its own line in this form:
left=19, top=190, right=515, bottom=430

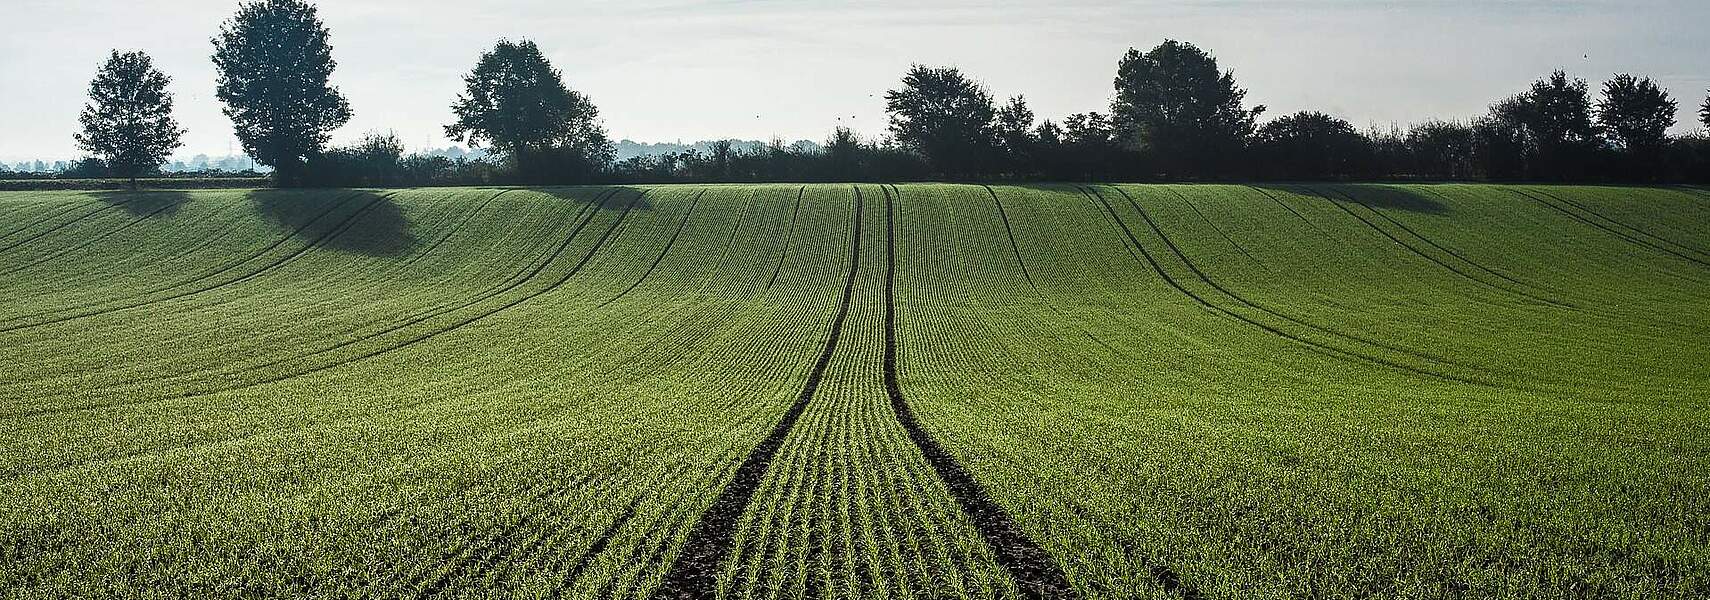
left=57, top=0, right=1710, bottom=187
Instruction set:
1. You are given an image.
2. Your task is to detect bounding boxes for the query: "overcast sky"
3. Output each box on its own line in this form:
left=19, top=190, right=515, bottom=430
left=2, top=0, right=1706, bottom=162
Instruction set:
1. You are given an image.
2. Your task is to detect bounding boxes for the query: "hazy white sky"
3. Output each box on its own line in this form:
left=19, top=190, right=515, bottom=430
left=2, top=0, right=1706, bottom=162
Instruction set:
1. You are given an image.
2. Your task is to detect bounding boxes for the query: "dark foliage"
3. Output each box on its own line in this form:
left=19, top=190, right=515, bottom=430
left=212, top=0, right=351, bottom=186
left=1598, top=75, right=1677, bottom=181
left=444, top=39, right=612, bottom=184
left=1700, top=91, right=1710, bottom=130
left=1477, top=71, right=1603, bottom=180
left=1250, top=112, right=1371, bottom=180
left=885, top=65, right=999, bottom=178
left=1111, top=40, right=1263, bottom=179
left=75, top=51, right=185, bottom=187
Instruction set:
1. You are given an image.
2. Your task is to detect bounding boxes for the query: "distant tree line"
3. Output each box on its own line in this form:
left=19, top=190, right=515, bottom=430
left=41, top=0, right=1710, bottom=186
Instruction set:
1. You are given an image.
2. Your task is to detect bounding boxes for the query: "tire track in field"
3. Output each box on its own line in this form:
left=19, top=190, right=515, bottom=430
left=0, top=196, right=188, bottom=277
left=0, top=190, right=577, bottom=403
left=0, top=192, right=366, bottom=333
left=1161, top=187, right=1265, bottom=269
left=1082, top=186, right=1484, bottom=385
left=0, top=198, right=245, bottom=312
left=557, top=496, right=645, bottom=591
left=0, top=198, right=105, bottom=242
left=65, top=190, right=400, bottom=326
left=1542, top=189, right=1710, bottom=257
left=227, top=189, right=646, bottom=388
left=764, top=186, right=807, bottom=292
left=14, top=189, right=641, bottom=420
left=690, top=188, right=756, bottom=298
left=1101, top=186, right=1478, bottom=371
left=886, top=188, right=1078, bottom=599
left=1518, top=188, right=1710, bottom=267
left=394, top=189, right=516, bottom=270
left=599, top=188, right=706, bottom=307
left=652, top=185, right=863, bottom=599
left=1304, top=185, right=1577, bottom=308
left=0, top=196, right=137, bottom=255
left=1243, top=186, right=1332, bottom=239
left=5, top=191, right=612, bottom=413
left=979, top=184, right=1124, bottom=357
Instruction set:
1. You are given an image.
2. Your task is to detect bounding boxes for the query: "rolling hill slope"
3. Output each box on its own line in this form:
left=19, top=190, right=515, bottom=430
left=1, top=184, right=1706, bottom=598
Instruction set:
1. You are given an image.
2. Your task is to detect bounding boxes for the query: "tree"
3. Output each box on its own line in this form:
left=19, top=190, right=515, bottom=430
left=994, top=95, right=1036, bottom=175
left=444, top=39, right=611, bottom=183
left=884, top=65, right=998, bottom=177
left=1700, top=90, right=1709, bottom=129
left=1474, top=96, right=1534, bottom=180
left=1597, top=74, right=1676, bottom=180
left=1111, top=40, right=1264, bottom=179
left=1475, top=71, right=1600, bottom=180
left=823, top=126, right=864, bottom=180
left=1251, top=111, right=1370, bottom=180
left=74, top=50, right=184, bottom=187
left=212, top=0, right=351, bottom=186
left=1522, top=71, right=1601, bottom=178
left=1405, top=120, right=1476, bottom=179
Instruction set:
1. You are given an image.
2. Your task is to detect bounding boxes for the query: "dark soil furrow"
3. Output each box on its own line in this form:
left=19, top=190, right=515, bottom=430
left=885, top=187, right=1079, bottom=599
left=651, top=185, right=863, bottom=599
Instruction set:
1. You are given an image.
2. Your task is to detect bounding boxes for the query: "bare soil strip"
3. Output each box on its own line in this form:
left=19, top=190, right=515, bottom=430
left=883, top=186, right=1079, bottom=599
left=652, top=186, right=864, bottom=599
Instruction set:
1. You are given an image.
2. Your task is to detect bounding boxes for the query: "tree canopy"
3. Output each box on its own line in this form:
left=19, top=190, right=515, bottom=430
left=443, top=39, right=611, bottom=182
left=1596, top=74, right=1676, bottom=179
left=884, top=65, right=998, bottom=177
left=1252, top=111, right=1369, bottom=180
left=74, top=50, right=184, bottom=186
left=1111, top=40, right=1264, bottom=178
left=211, top=0, right=351, bottom=186
left=1699, top=91, right=1709, bottom=130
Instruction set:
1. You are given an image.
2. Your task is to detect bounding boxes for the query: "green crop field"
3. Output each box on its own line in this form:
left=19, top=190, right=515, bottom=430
left=1, top=184, right=1706, bottom=598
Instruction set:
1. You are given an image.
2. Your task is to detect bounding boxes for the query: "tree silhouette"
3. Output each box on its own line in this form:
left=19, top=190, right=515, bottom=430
left=1111, top=40, right=1263, bottom=179
left=212, top=0, right=351, bottom=187
left=884, top=65, right=998, bottom=178
left=995, top=96, right=1036, bottom=175
left=1475, top=71, right=1600, bottom=180
left=444, top=39, right=611, bottom=183
left=1597, top=74, right=1676, bottom=180
left=74, top=50, right=184, bottom=188
left=1405, top=120, right=1476, bottom=180
left=1252, top=111, right=1370, bottom=180
left=1700, top=91, right=1709, bottom=130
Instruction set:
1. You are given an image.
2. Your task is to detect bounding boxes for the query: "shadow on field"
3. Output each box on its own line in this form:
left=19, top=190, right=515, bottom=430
left=248, top=189, right=416, bottom=257
left=1345, top=184, right=1451, bottom=214
left=1254, top=183, right=1449, bottom=214
left=92, top=189, right=189, bottom=217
